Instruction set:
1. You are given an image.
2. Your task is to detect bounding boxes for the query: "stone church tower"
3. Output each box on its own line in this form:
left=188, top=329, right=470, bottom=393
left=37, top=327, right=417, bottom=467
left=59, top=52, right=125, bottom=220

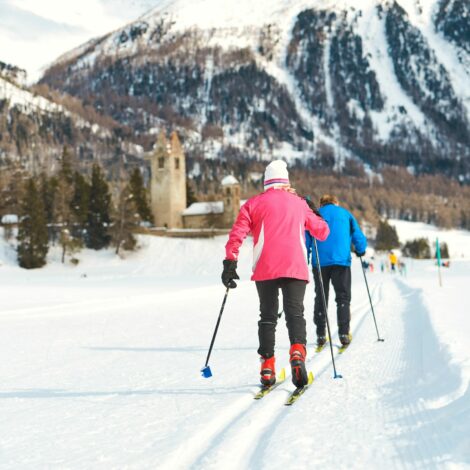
left=150, top=131, right=187, bottom=228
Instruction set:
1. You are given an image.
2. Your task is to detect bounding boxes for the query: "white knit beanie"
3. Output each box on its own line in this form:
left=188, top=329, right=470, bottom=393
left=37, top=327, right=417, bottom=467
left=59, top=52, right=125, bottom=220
left=264, top=160, right=289, bottom=190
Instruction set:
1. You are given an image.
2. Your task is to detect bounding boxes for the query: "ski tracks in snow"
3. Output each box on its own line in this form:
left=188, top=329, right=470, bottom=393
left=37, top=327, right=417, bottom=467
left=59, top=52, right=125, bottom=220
left=160, top=273, right=468, bottom=469
left=158, top=281, right=384, bottom=470
left=379, top=278, right=466, bottom=469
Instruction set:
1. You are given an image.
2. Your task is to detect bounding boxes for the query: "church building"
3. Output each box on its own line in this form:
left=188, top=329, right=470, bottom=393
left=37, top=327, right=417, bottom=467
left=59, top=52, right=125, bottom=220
left=150, top=131, right=241, bottom=229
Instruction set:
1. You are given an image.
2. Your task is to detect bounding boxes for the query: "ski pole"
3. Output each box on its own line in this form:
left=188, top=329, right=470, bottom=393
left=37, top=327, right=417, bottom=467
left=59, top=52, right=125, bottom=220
left=201, top=287, right=230, bottom=378
left=313, top=239, right=342, bottom=379
left=359, top=256, right=384, bottom=342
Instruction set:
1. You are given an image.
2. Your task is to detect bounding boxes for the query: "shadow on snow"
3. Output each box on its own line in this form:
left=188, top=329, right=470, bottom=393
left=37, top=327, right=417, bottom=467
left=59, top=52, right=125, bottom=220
left=384, top=279, right=470, bottom=467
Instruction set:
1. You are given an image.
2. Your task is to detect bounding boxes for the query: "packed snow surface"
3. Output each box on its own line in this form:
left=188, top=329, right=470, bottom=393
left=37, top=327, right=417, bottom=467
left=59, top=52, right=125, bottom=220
left=0, top=221, right=469, bottom=468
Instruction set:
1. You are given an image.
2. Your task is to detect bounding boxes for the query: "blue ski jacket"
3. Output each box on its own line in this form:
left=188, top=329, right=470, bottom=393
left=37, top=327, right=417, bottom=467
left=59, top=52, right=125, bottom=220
left=305, top=204, right=367, bottom=267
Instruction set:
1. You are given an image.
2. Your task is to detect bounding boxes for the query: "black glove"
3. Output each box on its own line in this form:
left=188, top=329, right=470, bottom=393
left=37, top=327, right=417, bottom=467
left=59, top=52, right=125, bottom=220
left=355, top=250, right=366, bottom=257
left=221, top=260, right=240, bottom=288
left=303, top=197, right=323, bottom=218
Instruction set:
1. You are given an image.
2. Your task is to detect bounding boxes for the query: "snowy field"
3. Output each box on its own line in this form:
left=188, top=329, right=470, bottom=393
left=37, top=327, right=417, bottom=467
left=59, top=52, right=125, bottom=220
left=389, top=219, right=470, bottom=260
left=0, top=222, right=469, bottom=469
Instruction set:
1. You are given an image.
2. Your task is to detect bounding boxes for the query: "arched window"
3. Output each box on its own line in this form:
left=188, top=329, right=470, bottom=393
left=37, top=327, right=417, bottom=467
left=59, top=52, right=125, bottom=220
left=158, top=157, right=165, bottom=169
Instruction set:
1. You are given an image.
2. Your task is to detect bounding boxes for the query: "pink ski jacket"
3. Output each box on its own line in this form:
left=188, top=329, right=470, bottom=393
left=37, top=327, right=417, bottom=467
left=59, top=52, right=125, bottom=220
left=225, top=188, right=330, bottom=282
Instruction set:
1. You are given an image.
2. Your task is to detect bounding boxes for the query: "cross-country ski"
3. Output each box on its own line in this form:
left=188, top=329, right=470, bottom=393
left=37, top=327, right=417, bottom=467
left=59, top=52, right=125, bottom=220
left=285, top=371, right=315, bottom=406
left=254, top=368, right=286, bottom=400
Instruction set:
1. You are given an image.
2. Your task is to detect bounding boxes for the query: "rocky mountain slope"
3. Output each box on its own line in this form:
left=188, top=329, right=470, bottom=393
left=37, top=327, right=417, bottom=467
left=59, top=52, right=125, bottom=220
left=39, top=0, right=470, bottom=181
left=0, top=61, right=143, bottom=172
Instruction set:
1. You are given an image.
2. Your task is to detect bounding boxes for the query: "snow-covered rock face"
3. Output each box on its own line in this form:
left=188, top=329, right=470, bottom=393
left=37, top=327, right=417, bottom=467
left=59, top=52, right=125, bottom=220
left=435, top=0, right=470, bottom=55
left=0, top=73, right=69, bottom=168
left=0, top=61, right=27, bottom=86
left=0, top=76, right=63, bottom=115
left=40, top=0, right=470, bottom=180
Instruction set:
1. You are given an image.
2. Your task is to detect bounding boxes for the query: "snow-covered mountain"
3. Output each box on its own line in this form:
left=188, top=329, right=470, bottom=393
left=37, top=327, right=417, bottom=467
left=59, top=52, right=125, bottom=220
left=40, top=0, right=470, bottom=180
left=0, top=62, right=143, bottom=171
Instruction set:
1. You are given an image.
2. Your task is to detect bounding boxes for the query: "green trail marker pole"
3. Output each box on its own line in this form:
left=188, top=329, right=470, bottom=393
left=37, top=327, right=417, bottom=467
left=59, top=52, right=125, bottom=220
left=436, top=237, right=442, bottom=287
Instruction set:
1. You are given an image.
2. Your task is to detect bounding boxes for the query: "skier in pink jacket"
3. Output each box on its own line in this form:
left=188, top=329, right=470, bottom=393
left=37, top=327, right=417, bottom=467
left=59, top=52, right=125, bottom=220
left=222, top=160, right=329, bottom=387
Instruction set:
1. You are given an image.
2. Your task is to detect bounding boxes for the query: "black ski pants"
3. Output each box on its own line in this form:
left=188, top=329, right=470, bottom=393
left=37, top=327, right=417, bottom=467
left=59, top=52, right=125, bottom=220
left=255, top=278, right=307, bottom=358
left=313, top=265, right=351, bottom=336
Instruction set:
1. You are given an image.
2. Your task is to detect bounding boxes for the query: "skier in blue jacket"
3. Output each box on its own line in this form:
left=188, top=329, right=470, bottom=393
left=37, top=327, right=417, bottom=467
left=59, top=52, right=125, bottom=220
left=305, top=194, right=367, bottom=347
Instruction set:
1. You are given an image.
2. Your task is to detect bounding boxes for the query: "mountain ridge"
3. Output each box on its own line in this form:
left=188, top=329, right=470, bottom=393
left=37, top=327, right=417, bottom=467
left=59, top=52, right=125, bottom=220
left=0, top=64, right=143, bottom=172
left=34, top=0, right=470, bottom=181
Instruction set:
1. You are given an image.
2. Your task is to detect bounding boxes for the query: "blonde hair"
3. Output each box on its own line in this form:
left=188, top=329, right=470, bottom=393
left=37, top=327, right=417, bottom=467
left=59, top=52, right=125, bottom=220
left=320, top=194, right=339, bottom=207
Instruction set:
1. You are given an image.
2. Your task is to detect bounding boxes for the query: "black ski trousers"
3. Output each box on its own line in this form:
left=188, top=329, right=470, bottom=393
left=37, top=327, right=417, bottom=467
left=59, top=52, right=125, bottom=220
left=255, top=278, right=307, bottom=358
left=313, top=265, right=351, bottom=336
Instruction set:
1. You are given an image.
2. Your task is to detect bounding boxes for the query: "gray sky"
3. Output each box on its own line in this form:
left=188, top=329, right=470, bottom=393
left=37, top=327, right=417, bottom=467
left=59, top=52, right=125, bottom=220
left=0, top=0, right=158, bottom=82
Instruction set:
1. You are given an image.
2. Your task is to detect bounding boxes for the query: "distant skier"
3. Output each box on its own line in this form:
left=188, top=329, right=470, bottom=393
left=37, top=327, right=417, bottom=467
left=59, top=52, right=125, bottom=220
left=305, top=195, right=367, bottom=348
left=389, top=251, right=398, bottom=272
left=221, top=160, right=329, bottom=387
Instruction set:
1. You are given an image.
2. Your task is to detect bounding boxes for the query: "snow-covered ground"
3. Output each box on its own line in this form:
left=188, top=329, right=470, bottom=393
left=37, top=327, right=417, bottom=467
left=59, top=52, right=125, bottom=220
left=0, top=224, right=469, bottom=469
left=390, top=219, right=470, bottom=260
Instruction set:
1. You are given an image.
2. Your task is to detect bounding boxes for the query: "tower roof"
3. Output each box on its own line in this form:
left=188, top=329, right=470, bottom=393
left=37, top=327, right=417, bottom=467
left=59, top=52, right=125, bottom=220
left=154, top=130, right=170, bottom=155
left=170, top=131, right=183, bottom=153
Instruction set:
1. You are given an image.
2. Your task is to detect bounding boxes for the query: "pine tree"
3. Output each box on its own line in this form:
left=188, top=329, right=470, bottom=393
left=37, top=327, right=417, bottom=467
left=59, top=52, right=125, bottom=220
left=437, top=241, right=450, bottom=259
left=111, top=184, right=140, bottom=254
left=39, top=173, right=58, bottom=243
left=86, top=164, right=111, bottom=250
left=0, top=164, right=26, bottom=217
left=71, top=171, right=90, bottom=238
left=375, top=219, right=400, bottom=251
left=60, top=147, right=74, bottom=183
left=186, top=180, right=198, bottom=207
left=17, top=178, right=49, bottom=269
left=402, top=238, right=431, bottom=259
left=129, top=168, right=153, bottom=223
left=55, top=154, right=80, bottom=262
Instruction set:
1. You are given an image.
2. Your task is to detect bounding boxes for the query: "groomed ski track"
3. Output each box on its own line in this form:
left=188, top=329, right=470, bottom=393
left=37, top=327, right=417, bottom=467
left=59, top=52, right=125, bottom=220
left=160, top=281, right=383, bottom=470
left=0, top=238, right=468, bottom=469
left=160, top=274, right=462, bottom=470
